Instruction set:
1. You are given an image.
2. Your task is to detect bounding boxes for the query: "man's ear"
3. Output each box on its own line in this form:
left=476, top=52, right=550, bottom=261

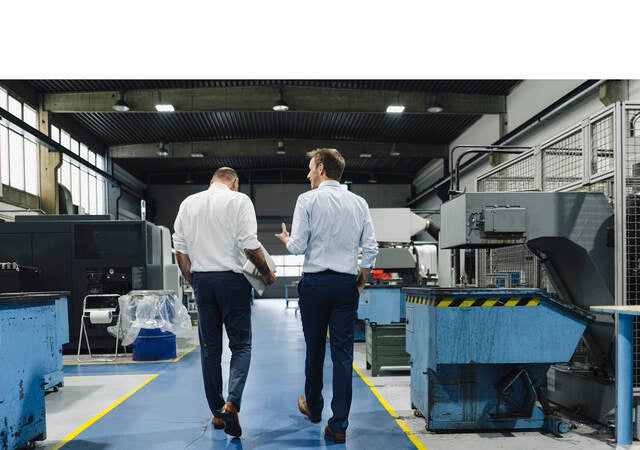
left=318, top=162, right=325, bottom=176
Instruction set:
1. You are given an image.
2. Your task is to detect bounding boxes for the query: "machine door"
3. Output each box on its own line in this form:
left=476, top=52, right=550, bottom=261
left=33, top=233, right=72, bottom=291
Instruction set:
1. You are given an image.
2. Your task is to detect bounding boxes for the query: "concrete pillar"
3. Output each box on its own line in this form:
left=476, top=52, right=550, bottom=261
left=38, top=110, right=62, bottom=214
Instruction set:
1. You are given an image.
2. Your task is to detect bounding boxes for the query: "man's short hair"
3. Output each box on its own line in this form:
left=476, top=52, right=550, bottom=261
left=213, top=167, right=238, bottom=182
left=306, top=148, right=345, bottom=181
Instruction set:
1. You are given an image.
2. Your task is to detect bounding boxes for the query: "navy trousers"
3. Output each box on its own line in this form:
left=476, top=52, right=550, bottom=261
left=298, top=271, right=359, bottom=434
left=192, top=271, right=252, bottom=414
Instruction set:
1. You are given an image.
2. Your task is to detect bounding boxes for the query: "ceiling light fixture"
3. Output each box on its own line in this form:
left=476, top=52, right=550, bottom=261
left=368, top=174, right=377, bottom=184
left=359, top=153, right=372, bottom=158
left=276, top=140, right=286, bottom=155
left=112, top=91, right=130, bottom=112
left=386, top=105, right=405, bottom=113
left=272, top=88, right=289, bottom=112
left=155, top=104, right=175, bottom=112
left=185, top=175, right=194, bottom=184
left=426, top=96, right=444, bottom=113
left=157, top=142, right=169, bottom=157
left=389, top=143, right=400, bottom=157
left=190, top=152, right=204, bottom=158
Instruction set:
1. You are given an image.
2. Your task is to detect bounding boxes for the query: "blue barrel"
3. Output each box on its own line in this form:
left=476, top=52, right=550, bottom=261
left=132, top=328, right=176, bottom=361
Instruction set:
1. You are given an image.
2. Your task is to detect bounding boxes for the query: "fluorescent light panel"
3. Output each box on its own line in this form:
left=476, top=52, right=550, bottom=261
left=155, top=104, right=175, bottom=112
left=386, top=105, right=405, bottom=113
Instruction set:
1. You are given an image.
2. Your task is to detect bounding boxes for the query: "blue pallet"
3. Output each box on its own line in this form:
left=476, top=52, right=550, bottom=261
left=403, top=287, right=590, bottom=431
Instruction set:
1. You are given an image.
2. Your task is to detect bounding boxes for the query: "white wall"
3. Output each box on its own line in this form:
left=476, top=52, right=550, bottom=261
left=413, top=79, right=640, bottom=286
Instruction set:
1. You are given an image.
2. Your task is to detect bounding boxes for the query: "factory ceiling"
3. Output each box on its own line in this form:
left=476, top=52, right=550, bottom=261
left=21, top=80, right=521, bottom=185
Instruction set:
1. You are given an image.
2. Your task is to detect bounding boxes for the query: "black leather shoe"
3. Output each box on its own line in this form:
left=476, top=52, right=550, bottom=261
left=298, top=395, right=321, bottom=423
left=324, top=424, right=346, bottom=443
left=219, top=401, right=242, bottom=437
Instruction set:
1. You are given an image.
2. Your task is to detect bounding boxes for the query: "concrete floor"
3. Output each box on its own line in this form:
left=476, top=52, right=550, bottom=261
left=37, top=299, right=616, bottom=449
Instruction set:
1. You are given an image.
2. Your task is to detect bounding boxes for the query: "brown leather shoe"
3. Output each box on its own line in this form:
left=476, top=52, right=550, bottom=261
left=211, top=416, right=224, bottom=429
left=219, top=401, right=242, bottom=437
left=298, top=395, right=321, bottom=423
left=324, top=424, right=346, bottom=443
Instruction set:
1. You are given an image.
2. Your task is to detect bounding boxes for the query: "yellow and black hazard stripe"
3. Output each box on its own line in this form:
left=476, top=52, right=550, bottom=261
left=405, top=295, right=540, bottom=307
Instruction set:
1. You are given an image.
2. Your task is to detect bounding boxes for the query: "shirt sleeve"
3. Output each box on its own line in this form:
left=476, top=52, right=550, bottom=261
left=359, top=201, right=378, bottom=268
left=172, top=200, right=189, bottom=255
left=286, top=196, right=309, bottom=255
left=237, top=195, right=261, bottom=251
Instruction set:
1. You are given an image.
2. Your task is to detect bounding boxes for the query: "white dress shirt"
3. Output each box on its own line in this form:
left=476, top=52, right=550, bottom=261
left=172, top=182, right=261, bottom=273
left=286, top=180, right=378, bottom=275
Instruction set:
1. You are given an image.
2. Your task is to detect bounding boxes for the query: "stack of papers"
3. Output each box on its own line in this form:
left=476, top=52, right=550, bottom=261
left=242, top=245, right=276, bottom=296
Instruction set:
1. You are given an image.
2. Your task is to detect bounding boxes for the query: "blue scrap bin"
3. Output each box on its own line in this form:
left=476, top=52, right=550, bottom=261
left=403, top=287, right=591, bottom=432
left=132, top=328, right=176, bottom=361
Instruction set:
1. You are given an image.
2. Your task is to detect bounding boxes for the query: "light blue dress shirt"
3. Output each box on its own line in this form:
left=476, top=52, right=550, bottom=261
left=286, top=180, right=378, bottom=275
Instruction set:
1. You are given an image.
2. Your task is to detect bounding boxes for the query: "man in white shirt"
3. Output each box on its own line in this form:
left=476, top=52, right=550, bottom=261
left=275, top=149, right=378, bottom=443
left=173, top=167, right=276, bottom=438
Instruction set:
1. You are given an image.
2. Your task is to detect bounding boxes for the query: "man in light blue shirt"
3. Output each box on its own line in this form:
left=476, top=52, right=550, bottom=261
left=276, top=148, right=378, bottom=443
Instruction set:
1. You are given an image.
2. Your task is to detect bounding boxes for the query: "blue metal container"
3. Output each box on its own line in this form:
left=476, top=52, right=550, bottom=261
left=0, top=292, right=69, bottom=450
left=358, top=286, right=405, bottom=324
left=403, top=287, right=590, bottom=432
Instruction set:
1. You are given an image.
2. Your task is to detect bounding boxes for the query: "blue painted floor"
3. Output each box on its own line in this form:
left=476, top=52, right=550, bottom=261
left=61, top=300, right=416, bottom=449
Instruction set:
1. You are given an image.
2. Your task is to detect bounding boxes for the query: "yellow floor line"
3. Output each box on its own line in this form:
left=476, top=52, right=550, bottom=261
left=50, top=373, right=159, bottom=450
left=64, top=345, right=199, bottom=366
left=352, top=363, right=428, bottom=450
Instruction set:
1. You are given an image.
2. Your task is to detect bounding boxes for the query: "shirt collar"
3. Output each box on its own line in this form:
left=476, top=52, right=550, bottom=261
left=209, top=182, right=230, bottom=191
left=319, top=180, right=341, bottom=188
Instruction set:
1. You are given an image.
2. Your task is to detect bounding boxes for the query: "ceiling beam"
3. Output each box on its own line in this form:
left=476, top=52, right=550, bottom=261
left=109, top=139, right=448, bottom=159
left=44, top=86, right=506, bottom=115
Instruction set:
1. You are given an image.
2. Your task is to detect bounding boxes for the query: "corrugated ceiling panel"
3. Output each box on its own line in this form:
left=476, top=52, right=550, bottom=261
left=71, top=112, right=479, bottom=145
left=26, top=80, right=520, bottom=95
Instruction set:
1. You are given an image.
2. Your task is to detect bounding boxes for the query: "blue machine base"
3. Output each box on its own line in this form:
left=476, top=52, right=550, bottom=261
left=419, top=364, right=549, bottom=431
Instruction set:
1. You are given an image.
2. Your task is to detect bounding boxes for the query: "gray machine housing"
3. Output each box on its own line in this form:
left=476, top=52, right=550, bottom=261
left=439, top=192, right=615, bottom=423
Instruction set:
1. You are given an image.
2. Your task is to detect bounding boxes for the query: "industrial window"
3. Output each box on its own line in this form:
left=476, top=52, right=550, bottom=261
left=0, top=87, right=39, bottom=195
left=51, top=124, right=107, bottom=214
left=271, top=254, right=305, bottom=277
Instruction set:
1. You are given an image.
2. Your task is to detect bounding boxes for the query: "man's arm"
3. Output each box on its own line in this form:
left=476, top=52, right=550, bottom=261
left=175, top=251, right=192, bottom=286
left=358, top=202, right=379, bottom=294
left=357, top=268, right=372, bottom=294
left=244, top=247, right=276, bottom=285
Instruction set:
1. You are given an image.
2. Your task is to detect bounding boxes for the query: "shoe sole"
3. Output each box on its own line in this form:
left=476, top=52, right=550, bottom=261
left=219, top=410, right=242, bottom=437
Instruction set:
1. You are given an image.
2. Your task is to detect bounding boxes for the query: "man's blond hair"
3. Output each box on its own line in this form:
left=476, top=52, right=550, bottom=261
left=306, top=148, right=345, bottom=181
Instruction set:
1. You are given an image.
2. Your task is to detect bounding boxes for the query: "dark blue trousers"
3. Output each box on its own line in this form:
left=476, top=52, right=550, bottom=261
left=192, top=271, right=252, bottom=414
left=298, top=272, right=358, bottom=434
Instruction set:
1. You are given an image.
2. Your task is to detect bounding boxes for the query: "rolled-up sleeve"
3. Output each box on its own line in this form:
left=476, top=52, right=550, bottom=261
left=286, top=197, right=309, bottom=255
left=172, top=201, right=189, bottom=254
left=237, top=196, right=261, bottom=251
left=359, top=202, right=378, bottom=268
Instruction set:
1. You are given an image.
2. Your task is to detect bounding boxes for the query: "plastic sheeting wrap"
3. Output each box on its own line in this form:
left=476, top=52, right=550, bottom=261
left=108, top=290, right=192, bottom=346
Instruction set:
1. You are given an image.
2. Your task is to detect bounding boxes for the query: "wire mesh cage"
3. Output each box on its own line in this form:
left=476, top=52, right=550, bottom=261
left=542, top=129, right=583, bottom=191
left=477, top=153, right=537, bottom=193
left=592, top=113, right=615, bottom=177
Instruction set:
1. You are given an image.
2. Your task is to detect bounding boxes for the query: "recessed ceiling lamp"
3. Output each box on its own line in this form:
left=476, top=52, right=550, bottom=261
left=155, top=104, right=175, bottom=112
left=426, top=96, right=444, bottom=113
left=157, top=142, right=169, bottom=157
left=276, top=141, right=286, bottom=155
left=273, top=88, right=289, bottom=112
left=190, top=152, right=204, bottom=158
left=112, top=91, right=130, bottom=112
left=386, top=105, right=405, bottom=113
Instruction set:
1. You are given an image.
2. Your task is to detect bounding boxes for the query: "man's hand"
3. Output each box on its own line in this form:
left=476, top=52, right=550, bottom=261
left=261, top=269, right=277, bottom=286
left=275, top=222, right=290, bottom=245
left=357, top=268, right=372, bottom=295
